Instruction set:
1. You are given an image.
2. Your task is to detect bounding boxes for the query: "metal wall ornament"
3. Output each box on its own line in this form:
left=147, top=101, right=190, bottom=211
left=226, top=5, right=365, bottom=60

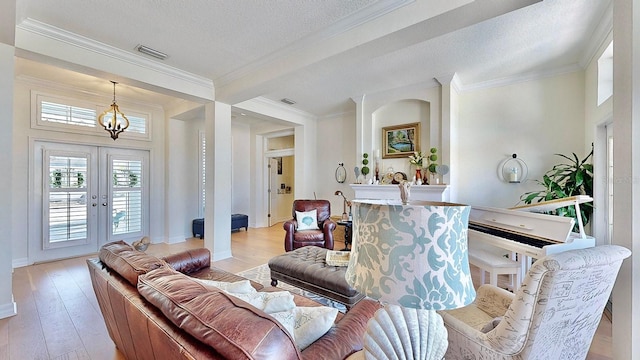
left=98, top=81, right=130, bottom=140
left=335, top=163, right=347, bottom=183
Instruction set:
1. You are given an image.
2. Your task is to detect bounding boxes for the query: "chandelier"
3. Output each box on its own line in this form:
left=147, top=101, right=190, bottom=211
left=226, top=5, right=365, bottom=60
left=98, top=81, right=129, bottom=140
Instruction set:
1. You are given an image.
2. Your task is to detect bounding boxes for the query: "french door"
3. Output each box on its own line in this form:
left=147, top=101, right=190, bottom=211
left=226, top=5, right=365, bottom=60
left=31, top=141, right=149, bottom=263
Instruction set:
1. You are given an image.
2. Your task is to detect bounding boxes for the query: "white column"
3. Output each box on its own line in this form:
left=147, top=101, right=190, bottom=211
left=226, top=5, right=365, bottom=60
left=612, top=0, right=640, bottom=358
left=0, top=42, right=17, bottom=319
left=204, top=101, right=233, bottom=261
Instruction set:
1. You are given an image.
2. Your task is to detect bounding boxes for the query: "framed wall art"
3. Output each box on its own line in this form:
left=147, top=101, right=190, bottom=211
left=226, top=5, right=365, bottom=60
left=382, top=122, right=420, bottom=159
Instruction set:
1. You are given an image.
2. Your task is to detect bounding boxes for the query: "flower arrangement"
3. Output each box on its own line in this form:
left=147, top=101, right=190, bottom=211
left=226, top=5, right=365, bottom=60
left=408, top=151, right=425, bottom=167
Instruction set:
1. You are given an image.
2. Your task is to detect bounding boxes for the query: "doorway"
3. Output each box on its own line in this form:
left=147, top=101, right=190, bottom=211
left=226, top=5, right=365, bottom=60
left=31, top=141, right=149, bottom=263
left=268, top=155, right=294, bottom=226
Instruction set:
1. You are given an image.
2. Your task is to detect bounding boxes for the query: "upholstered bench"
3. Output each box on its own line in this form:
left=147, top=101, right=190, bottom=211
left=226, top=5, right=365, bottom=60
left=268, top=246, right=365, bottom=309
left=468, top=248, right=521, bottom=291
left=192, top=214, right=249, bottom=238
left=231, top=213, right=248, bottom=232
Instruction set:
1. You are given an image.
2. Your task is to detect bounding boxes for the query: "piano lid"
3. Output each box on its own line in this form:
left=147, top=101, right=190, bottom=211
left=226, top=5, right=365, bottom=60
left=510, top=195, right=593, bottom=239
left=509, top=195, right=593, bottom=213
left=470, top=205, right=575, bottom=244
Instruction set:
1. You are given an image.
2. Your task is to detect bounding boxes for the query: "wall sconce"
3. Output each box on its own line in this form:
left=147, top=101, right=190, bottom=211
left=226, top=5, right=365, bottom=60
left=335, top=163, right=346, bottom=183
left=98, top=81, right=130, bottom=140
left=498, top=153, right=528, bottom=183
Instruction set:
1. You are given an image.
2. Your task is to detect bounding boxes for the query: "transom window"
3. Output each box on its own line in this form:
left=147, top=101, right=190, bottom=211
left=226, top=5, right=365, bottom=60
left=33, top=92, right=151, bottom=140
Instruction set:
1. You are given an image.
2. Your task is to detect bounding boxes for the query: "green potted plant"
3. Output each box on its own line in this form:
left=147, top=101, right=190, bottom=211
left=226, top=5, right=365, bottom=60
left=361, top=153, right=370, bottom=180
left=519, top=147, right=593, bottom=232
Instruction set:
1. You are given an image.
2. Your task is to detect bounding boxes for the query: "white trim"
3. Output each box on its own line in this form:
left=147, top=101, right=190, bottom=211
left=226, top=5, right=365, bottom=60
left=0, top=299, right=17, bottom=320
left=16, top=18, right=213, bottom=92
left=215, top=0, right=414, bottom=87
left=459, top=64, right=584, bottom=93
left=12, top=258, right=29, bottom=269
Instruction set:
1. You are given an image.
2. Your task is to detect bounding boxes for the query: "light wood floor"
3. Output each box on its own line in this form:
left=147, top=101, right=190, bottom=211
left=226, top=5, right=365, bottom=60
left=0, top=223, right=612, bottom=359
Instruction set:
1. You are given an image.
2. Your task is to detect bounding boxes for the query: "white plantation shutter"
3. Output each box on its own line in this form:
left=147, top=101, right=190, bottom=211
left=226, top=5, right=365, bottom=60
left=111, top=159, right=143, bottom=234
left=35, top=94, right=150, bottom=139
left=199, top=131, right=206, bottom=217
left=41, top=101, right=96, bottom=127
left=46, top=153, right=89, bottom=245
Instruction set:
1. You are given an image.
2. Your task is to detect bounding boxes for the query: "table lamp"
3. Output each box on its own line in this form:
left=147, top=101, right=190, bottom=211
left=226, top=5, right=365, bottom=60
left=345, top=200, right=475, bottom=360
left=334, top=190, right=350, bottom=221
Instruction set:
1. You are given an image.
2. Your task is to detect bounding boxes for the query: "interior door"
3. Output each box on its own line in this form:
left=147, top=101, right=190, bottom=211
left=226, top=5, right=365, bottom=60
left=31, top=141, right=148, bottom=263
left=268, top=158, right=279, bottom=226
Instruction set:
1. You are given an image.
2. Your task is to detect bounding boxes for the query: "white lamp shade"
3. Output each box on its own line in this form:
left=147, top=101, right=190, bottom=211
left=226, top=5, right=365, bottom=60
left=345, top=200, right=476, bottom=310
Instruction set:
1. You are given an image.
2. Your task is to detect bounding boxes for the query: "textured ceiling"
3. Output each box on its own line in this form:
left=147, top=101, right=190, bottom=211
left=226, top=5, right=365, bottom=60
left=13, top=0, right=612, bottom=120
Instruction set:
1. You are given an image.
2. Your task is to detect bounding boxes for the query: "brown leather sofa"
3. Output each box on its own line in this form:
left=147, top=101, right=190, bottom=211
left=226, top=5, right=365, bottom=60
left=87, top=240, right=380, bottom=359
left=283, top=199, right=336, bottom=251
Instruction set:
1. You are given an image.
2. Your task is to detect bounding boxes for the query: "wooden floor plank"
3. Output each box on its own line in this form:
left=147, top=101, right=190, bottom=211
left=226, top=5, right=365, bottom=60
left=2, top=222, right=611, bottom=359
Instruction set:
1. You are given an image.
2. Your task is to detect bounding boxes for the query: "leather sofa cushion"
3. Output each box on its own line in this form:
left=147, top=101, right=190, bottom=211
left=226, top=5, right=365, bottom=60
left=161, top=247, right=211, bottom=274
left=99, top=240, right=165, bottom=286
left=138, top=266, right=301, bottom=360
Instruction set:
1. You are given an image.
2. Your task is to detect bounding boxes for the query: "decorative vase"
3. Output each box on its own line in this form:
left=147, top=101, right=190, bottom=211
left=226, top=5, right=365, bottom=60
left=415, top=168, right=422, bottom=185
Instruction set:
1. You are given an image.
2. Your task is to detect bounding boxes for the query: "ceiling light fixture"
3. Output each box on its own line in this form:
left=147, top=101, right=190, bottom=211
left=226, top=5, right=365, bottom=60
left=136, top=44, right=168, bottom=60
left=98, top=81, right=130, bottom=140
left=280, top=98, right=296, bottom=105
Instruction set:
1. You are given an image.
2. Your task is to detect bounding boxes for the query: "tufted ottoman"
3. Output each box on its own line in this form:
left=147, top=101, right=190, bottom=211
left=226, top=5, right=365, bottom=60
left=268, top=246, right=365, bottom=309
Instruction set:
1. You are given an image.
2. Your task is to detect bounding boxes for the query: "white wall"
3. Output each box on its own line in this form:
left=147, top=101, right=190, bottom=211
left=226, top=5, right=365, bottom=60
left=316, top=112, right=357, bottom=217
left=0, top=42, right=16, bottom=318
left=373, top=99, right=431, bottom=177
left=165, top=118, right=193, bottom=243
left=456, top=71, right=586, bottom=208
left=232, top=122, right=251, bottom=216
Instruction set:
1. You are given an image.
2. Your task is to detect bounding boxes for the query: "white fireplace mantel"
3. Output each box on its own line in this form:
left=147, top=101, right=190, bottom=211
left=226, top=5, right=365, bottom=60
left=350, top=184, right=450, bottom=202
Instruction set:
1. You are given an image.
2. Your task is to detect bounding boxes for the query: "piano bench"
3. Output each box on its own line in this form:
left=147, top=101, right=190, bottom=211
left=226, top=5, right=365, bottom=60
left=469, top=249, right=521, bottom=291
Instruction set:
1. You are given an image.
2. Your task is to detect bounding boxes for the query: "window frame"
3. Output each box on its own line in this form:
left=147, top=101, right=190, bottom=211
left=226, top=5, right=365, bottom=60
left=31, top=91, right=152, bottom=141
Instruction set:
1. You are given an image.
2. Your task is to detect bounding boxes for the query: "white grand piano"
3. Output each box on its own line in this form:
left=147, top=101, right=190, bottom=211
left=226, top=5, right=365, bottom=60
left=468, top=195, right=595, bottom=277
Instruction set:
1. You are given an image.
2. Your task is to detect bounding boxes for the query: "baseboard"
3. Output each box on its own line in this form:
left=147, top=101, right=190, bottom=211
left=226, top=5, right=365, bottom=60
left=12, top=257, right=29, bottom=269
left=212, top=250, right=232, bottom=262
left=168, top=235, right=187, bottom=244
left=0, top=298, right=17, bottom=319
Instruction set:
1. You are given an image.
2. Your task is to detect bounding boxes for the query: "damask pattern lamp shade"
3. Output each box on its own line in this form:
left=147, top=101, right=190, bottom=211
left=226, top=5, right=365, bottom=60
left=346, top=200, right=475, bottom=359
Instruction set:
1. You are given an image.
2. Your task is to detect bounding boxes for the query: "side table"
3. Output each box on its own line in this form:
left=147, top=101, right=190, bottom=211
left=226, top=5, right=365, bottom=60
left=337, top=220, right=352, bottom=251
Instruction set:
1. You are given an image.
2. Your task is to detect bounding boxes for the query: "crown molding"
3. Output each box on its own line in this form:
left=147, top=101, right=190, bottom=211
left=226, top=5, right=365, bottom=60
left=16, top=18, right=213, bottom=92
left=235, top=96, right=317, bottom=123
left=15, top=74, right=164, bottom=110
left=458, top=64, right=583, bottom=93
left=215, top=0, right=414, bottom=87
left=580, top=1, right=613, bottom=69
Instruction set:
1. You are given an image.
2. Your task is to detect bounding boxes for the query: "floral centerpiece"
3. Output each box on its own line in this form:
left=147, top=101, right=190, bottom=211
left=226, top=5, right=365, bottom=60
left=408, top=151, right=425, bottom=184
left=408, top=151, right=425, bottom=167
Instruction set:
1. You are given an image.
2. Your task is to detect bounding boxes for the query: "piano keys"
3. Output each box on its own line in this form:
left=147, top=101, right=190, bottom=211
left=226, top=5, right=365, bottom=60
left=468, top=195, right=595, bottom=280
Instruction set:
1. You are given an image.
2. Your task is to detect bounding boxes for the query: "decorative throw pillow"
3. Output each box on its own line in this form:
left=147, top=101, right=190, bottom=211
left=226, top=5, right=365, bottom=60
left=192, top=278, right=257, bottom=294
left=226, top=291, right=296, bottom=314
left=270, top=310, right=296, bottom=339
left=296, top=209, right=319, bottom=231
left=293, top=306, right=339, bottom=350
left=480, top=316, right=503, bottom=333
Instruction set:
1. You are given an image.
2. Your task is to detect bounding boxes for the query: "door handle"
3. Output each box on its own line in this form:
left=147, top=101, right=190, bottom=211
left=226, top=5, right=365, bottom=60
left=102, top=202, right=108, bottom=206
left=92, top=203, right=97, bottom=207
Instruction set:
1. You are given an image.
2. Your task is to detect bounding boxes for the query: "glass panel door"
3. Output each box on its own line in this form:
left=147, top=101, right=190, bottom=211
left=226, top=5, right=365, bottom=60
left=32, top=142, right=148, bottom=263
left=45, top=153, right=90, bottom=247
left=101, top=148, right=149, bottom=244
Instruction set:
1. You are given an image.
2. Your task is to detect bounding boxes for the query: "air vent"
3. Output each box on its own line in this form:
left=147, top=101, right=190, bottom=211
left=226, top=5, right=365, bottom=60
left=136, top=45, right=168, bottom=60
left=280, top=98, right=296, bottom=105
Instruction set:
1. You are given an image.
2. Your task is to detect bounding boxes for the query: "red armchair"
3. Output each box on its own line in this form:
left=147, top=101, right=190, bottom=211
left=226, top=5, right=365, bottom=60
left=283, top=199, right=336, bottom=252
